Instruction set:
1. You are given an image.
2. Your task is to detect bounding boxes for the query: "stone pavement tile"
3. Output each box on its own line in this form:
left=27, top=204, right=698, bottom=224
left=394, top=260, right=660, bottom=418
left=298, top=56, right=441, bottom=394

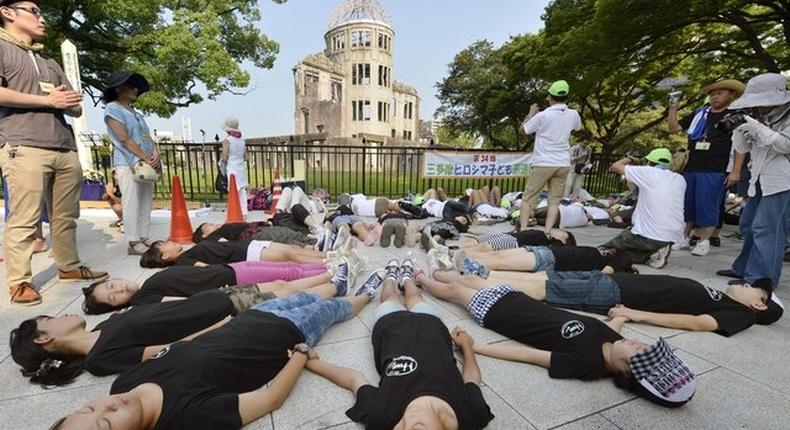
left=480, top=385, right=538, bottom=430
left=474, top=340, right=635, bottom=429
left=316, top=316, right=370, bottom=346
left=357, top=293, right=462, bottom=332
left=242, top=414, right=274, bottom=430
left=668, top=319, right=790, bottom=395
left=0, top=382, right=109, bottom=429
left=313, top=422, right=362, bottom=430
left=552, top=414, right=620, bottom=430
left=0, top=353, right=112, bottom=402
left=601, top=367, right=790, bottom=430
left=272, top=338, right=376, bottom=429
left=618, top=327, right=718, bottom=376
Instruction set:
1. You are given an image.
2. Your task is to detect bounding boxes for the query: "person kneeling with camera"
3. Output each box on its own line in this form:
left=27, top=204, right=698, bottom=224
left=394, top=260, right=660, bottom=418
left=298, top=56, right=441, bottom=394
left=716, top=73, right=790, bottom=290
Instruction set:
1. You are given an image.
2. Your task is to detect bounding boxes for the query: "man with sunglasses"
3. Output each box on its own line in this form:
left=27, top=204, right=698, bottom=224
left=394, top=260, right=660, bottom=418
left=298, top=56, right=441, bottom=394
left=0, top=0, right=107, bottom=306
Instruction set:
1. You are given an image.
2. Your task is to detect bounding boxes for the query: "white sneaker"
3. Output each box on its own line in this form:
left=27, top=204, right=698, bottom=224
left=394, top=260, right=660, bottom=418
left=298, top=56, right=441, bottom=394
left=672, top=237, right=690, bottom=251
left=648, top=245, right=671, bottom=269
left=691, top=239, right=710, bottom=256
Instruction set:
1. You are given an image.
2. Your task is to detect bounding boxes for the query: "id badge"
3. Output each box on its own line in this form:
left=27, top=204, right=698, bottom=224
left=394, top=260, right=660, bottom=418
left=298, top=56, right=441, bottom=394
left=39, top=81, right=55, bottom=94
left=695, top=140, right=711, bottom=151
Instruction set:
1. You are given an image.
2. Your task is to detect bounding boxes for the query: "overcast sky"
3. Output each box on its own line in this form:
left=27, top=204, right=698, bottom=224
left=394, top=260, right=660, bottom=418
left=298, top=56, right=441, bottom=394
left=81, top=0, right=550, bottom=140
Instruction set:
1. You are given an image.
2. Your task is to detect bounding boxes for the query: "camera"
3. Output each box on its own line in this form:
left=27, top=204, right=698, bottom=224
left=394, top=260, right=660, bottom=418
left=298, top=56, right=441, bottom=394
left=715, top=110, right=749, bottom=133
left=668, top=91, right=683, bottom=103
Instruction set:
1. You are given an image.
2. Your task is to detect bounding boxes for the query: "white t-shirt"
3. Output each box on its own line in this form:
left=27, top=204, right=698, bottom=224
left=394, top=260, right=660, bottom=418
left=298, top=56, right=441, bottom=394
left=583, top=206, right=610, bottom=220
left=558, top=203, right=589, bottom=228
left=475, top=203, right=508, bottom=219
left=423, top=199, right=447, bottom=218
left=624, top=166, right=686, bottom=243
left=351, top=194, right=377, bottom=217
left=523, top=104, right=582, bottom=167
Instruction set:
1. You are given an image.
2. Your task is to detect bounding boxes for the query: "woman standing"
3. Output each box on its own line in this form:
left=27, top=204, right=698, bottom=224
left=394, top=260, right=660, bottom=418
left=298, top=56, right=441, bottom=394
left=103, top=72, right=159, bottom=255
left=220, top=117, right=248, bottom=216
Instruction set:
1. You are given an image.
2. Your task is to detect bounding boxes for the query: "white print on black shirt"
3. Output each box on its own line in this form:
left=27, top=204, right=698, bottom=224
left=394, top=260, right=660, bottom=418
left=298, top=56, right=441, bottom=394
left=151, top=346, right=170, bottom=360
left=561, top=320, right=585, bottom=339
left=116, top=306, right=133, bottom=314
left=704, top=287, right=723, bottom=301
left=385, top=356, right=418, bottom=377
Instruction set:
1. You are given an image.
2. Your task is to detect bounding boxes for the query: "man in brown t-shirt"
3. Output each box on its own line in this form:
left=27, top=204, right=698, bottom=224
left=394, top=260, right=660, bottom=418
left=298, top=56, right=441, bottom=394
left=0, top=0, right=107, bottom=306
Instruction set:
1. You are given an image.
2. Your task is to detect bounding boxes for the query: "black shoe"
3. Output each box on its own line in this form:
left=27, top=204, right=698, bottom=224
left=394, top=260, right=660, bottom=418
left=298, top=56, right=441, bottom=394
left=709, top=237, right=721, bottom=247
left=716, top=269, right=741, bottom=279
left=785, top=251, right=790, bottom=262
left=688, top=235, right=700, bottom=247
left=728, top=279, right=747, bottom=285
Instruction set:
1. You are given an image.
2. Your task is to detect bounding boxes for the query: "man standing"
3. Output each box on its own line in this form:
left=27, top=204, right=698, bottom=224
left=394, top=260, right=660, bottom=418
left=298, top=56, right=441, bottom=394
left=563, top=133, right=592, bottom=199
left=0, top=0, right=107, bottom=306
left=717, top=73, right=790, bottom=288
left=519, top=80, right=582, bottom=233
left=668, top=79, right=746, bottom=256
left=603, top=149, right=686, bottom=269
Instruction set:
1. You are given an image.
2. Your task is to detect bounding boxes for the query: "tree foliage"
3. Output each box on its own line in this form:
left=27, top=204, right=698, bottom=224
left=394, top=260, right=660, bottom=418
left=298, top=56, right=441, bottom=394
left=436, top=0, right=789, bottom=153
left=39, top=0, right=286, bottom=117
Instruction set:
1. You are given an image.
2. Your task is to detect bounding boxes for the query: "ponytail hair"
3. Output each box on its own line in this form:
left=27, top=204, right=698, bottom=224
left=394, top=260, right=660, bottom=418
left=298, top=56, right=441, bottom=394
left=9, top=318, right=85, bottom=387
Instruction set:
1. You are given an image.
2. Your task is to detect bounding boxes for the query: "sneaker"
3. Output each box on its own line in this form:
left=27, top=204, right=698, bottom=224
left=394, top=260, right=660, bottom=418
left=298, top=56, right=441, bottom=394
left=420, top=225, right=432, bottom=251
left=355, top=271, right=384, bottom=297
left=400, top=258, right=416, bottom=287
left=393, top=223, right=407, bottom=248
left=426, top=249, right=444, bottom=276
left=9, top=282, right=42, bottom=306
left=314, top=228, right=327, bottom=251
left=128, top=241, right=148, bottom=256
left=59, top=265, right=108, bottom=282
left=364, top=224, right=383, bottom=246
left=710, top=236, right=721, bottom=247
left=405, top=222, right=420, bottom=247
left=452, top=250, right=490, bottom=279
left=672, top=237, right=690, bottom=251
left=691, top=239, right=710, bottom=256
left=648, top=245, right=671, bottom=269
left=330, top=261, right=350, bottom=296
left=380, top=221, right=396, bottom=247
left=384, top=259, right=400, bottom=282
left=332, top=227, right=351, bottom=251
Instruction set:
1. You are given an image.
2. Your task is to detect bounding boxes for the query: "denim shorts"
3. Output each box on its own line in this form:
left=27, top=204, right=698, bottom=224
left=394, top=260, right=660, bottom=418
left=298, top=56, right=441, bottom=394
left=545, top=270, right=621, bottom=314
left=373, top=301, right=440, bottom=325
left=331, top=215, right=365, bottom=232
left=251, top=293, right=352, bottom=346
left=525, top=246, right=556, bottom=272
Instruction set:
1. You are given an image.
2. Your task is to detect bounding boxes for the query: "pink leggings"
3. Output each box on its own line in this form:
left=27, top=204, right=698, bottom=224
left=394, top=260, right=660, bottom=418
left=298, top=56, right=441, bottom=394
left=229, top=261, right=327, bottom=285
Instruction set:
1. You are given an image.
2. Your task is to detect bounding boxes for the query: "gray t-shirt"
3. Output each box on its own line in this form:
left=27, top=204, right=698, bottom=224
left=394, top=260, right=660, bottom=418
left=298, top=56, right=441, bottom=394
left=0, top=40, right=77, bottom=151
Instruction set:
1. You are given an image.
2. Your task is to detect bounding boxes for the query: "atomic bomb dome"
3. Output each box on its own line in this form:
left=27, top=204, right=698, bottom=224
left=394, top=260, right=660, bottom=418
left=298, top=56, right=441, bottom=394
left=328, top=0, right=392, bottom=30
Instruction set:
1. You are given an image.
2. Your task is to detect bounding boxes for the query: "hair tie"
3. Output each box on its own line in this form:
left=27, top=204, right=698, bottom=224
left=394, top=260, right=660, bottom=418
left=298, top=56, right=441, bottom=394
left=34, top=359, right=64, bottom=377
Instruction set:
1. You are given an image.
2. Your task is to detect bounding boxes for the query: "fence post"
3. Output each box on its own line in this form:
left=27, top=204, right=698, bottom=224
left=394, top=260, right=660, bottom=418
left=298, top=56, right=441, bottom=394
left=288, top=143, right=296, bottom=180
left=361, top=145, right=367, bottom=195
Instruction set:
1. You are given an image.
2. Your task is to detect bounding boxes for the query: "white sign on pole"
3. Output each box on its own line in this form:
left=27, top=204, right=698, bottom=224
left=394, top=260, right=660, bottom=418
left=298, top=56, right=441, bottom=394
left=422, top=151, right=533, bottom=178
left=60, top=39, right=93, bottom=170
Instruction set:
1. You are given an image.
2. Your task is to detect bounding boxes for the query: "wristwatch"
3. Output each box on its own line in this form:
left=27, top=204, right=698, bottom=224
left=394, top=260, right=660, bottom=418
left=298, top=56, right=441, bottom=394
left=294, top=344, right=309, bottom=355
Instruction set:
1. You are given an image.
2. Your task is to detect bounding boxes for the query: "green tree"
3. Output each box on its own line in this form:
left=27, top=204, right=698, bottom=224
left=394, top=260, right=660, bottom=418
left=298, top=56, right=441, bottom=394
left=39, top=0, right=286, bottom=117
left=435, top=125, right=477, bottom=148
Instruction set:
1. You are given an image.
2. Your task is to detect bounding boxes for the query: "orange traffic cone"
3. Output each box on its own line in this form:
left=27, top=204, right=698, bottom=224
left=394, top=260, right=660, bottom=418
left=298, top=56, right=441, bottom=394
left=168, top=175, right=194, bottom=244
left=226, top=173, right=245, bottom=223
left=267, top=168, right=283, bottom=214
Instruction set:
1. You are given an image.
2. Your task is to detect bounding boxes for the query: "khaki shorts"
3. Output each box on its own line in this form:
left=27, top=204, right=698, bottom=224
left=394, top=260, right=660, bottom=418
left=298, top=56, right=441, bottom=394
left=524, top=166, right=570, bottom=210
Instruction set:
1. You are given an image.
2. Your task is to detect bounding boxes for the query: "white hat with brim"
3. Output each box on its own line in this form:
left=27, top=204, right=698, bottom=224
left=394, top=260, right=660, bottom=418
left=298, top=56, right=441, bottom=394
left=222, top=117, right=240, bottom=132
left=729, top=73, right=790, bottom=109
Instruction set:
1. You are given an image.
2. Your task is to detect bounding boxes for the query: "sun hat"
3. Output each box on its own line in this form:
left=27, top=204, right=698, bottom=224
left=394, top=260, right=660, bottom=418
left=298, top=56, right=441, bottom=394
left=644, top=148, right=672, bottom=165
left=729, top=73, right=790, bottom=109
left=629, top=338, right=697, bottom=407
left=701, top=79, right=746, bottom=97
left=222, top=117, right=240, bottom=133
left=548, top=80, right=570, bottom=97
left=102, top=72, right=150, bottom=102
left=751, top=278, right=785, bottom=325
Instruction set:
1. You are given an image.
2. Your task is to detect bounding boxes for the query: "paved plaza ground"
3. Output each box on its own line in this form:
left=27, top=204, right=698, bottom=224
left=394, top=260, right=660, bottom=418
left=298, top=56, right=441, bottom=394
left=0, top=208, right=788, bottom=430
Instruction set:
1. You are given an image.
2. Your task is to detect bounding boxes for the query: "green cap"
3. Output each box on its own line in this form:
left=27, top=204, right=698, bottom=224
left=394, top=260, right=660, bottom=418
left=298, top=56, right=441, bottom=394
left=645, top=148, right=672, bottom=165
left=548, top=80, right=570, bottom=97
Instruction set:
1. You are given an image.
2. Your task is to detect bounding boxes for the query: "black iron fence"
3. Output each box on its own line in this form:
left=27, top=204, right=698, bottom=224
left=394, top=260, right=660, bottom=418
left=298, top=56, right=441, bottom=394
left=89, top=142, right=626, bottom=202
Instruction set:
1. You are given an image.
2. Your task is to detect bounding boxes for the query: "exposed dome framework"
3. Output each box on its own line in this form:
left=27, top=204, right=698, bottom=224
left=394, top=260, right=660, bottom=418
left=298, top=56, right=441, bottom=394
left=328, top=0, right=392, bottom=30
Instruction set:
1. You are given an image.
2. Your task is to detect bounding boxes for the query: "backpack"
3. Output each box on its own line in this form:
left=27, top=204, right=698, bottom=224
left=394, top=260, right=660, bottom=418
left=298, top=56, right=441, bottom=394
left=248, top=187, right=271, bottom=211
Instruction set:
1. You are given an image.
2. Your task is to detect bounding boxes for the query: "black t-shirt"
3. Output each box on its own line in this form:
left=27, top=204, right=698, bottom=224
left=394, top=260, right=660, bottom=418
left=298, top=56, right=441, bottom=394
left=131, top=265, right=237, bottom=305
left=206, top=222, right=270, bottom=242
left=174, top=241, right=250, bottom=266
left=549, top=246, right=628, bottom=272
left=679, top=110, right=733, bottom=172
left=347, top=312, right=494, bottom=429
left=484, top=292, right=622, bottom=380
left=510, top=230, right=553, bottom=247
left=111, top=310, right=304, bottom=430
left=84, top=290, right=235, bottom=376
left=611, top=273, right=755, bottom=336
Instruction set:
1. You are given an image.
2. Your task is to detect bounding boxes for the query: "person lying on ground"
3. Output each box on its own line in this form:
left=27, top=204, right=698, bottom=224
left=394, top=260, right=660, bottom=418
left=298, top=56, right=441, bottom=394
left=347, top=193, right=402, bottom=217
left=321, top=212, right=381, bottom=249
left=534, top=201, right=591, bottom=228
left=270, top=202, right=321, bottom=235
left=377, top=215, right=421, bottom=248
left=49, top=282, right=371, bottom=430
left=450, top=244, right=636, bottom=278
left=193, top=221, right=315, bottom=248
left=140, top=239, right=338, bottom=268
left=457, top=229, right=576, bottom=252
left=416, top=273, right=697, bottom=408
left=81, top=262, right=335, bottom=314
left=307, top=258, right=495, bottom=429
left=428, top=271, right=783, bottom=337
left=275, top=185, right=326, bottom=215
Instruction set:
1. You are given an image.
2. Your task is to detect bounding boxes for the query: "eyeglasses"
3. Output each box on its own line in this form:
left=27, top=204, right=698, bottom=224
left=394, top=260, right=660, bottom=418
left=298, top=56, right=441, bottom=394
left=9, top=6, right=43, bottom=18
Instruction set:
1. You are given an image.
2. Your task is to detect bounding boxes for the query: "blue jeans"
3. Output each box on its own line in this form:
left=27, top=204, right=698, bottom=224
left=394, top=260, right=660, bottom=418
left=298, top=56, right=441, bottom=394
left=731, top=183, right=790, bottom=286
left=251, top=293, right=352, bottom=346
left=683, top=171, right=726, bottom=227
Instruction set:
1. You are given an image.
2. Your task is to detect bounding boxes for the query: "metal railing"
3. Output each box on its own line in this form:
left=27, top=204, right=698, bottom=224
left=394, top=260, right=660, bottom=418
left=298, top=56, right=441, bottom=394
left=89, top=142, right=626, bottom=201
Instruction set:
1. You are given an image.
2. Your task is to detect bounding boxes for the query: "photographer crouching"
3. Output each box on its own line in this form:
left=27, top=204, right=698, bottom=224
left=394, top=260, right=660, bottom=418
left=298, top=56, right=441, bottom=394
left=717, top=73, right=790, bottom=289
